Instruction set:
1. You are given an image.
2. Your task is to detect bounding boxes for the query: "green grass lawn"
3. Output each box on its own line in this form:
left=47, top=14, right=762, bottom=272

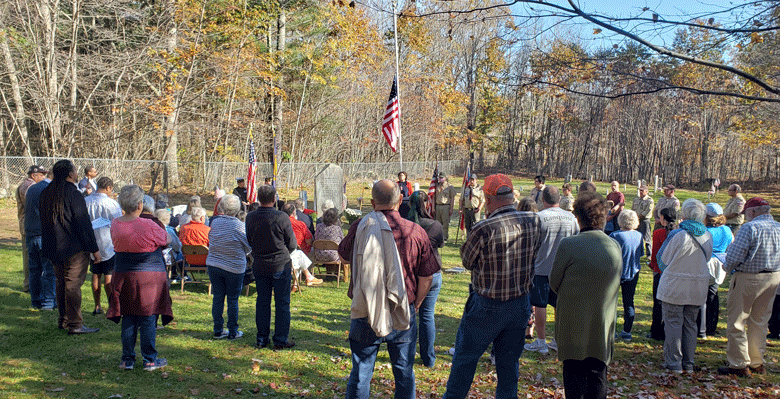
left=1, top=179, right=780, bottom=398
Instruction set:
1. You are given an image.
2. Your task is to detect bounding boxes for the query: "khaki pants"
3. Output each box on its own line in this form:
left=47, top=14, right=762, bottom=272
left=726, top=271, right=780, bottom=368
left=435, top=204, right=451, bottom=241
left=19, top=224, right=29, bottom=291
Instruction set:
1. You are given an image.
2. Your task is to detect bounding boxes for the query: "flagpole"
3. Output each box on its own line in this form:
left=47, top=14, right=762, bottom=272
left=392, top=0, right=402, bottom=170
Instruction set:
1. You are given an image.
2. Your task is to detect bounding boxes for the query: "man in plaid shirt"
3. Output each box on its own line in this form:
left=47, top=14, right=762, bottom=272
left=718, top=197, right=780, bottom=377
left=444, top=174, right=542, bottom=399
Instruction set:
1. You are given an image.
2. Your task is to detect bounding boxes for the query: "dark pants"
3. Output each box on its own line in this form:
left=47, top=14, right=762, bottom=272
left=638, top=219, right=652, bottom=256
left=768, top=294, right=780, bottom=336
left=697, top=283, right=719, bottom=336
left=121, top=315, right=158, bottom=364
left=562, top=357, right=607, bottom=399
left=649, top=273, right=665, bottom=340
left=54, top=251, right=90, bottom=330
left=620, top=273, right=640, bottom=333
left=254, top=264, right=292, bottom=347
left=463, top=208, right=477, bottom=233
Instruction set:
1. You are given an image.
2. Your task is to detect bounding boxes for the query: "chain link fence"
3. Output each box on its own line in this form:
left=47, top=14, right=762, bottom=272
left=0, top=157, right=461, bottom=197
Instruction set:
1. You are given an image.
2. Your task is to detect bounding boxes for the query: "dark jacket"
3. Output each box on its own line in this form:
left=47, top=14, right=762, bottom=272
left=296, top=210, right=315, bottom=235
left=39, top=182, right=99, bottom=263
left=24, top=179, right=50, bottom=237
left=246, top=207, right=296, bottom=275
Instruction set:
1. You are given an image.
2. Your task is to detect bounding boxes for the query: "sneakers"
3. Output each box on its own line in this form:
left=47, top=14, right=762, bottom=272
left=228, top=331, right=244, bottom=340
left=306, top=278, right=323, bottom=286
left=119, top=360, right=135, bottom=370
left=143, top=358, right=168, bottom=371
left=618, top=331, right=632, bottom=341
left=524, top=339, right=549, bottom=355
left=547, top=339, right=557, bottom=351
left=214, top=329, right=229, bottom=339
left=448, top=347, right=456, bottom=356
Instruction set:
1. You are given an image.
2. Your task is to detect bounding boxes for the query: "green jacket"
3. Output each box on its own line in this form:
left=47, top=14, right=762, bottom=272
left=550, top=230, right=622, bottom=364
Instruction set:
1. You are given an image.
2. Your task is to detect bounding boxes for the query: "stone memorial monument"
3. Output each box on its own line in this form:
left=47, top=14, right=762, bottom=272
left=315, top=164, right=344, bottom=214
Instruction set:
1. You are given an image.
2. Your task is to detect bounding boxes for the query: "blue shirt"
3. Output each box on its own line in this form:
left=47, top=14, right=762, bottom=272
left=85, top=192, right=122, bottom=260
left=610, top=229, right=644, bottom=282
left=23, top=179, right=51, bottom=236
left=725, top=214, right=780, bottom=273
left=708, top=225, right=733, bottom=254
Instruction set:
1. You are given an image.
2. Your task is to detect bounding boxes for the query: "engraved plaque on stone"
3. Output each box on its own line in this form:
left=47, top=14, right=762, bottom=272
left=315, top=164, right=344, bottom=215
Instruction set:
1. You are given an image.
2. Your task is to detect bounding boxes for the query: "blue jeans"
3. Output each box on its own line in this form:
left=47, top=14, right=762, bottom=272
left=27, top=236, right=55, bottom=309
left=208, top=266, right=244, bottom=335
left=346, top=305, right=417, bottom=399
left=121, top=315, right=158, bottom=364
left=620, top=273, right=640, bottom=333
left=444, top=293, right=530, bottom=399
left=418, top=272, right=442, bottom=367
left=254, top=264, right=292, bottom=346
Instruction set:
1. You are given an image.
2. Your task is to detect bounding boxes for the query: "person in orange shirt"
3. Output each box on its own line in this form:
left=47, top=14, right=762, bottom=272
left=179, top=207, right=210, bottom=265
left=281, top=204, right=322, bottom=287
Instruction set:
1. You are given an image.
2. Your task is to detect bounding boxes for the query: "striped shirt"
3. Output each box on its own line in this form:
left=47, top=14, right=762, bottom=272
left=206, top=215, right=251, bottom=275
left=725, top=214, right=780, bottom=274
left=460, top=204, right=542, bottom=301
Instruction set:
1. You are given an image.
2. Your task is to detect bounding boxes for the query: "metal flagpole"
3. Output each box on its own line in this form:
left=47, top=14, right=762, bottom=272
left=392, top=0, right=402, bottom=169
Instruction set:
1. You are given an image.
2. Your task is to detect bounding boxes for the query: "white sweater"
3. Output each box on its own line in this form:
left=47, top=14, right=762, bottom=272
left=350, top=211, right=410, bottom=337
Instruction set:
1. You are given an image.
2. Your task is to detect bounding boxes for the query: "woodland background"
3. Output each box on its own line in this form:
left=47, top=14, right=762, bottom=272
left=1, top=0, right=779, bottom=188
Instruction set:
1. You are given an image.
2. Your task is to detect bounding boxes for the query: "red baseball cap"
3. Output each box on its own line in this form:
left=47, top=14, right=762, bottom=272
left=742, top=197, right=769, bottom=213
left=483, top=174, right=513, bottom=196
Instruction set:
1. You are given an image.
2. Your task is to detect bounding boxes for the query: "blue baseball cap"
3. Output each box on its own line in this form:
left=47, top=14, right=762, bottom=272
left=706, top=202, right=723, bottom=217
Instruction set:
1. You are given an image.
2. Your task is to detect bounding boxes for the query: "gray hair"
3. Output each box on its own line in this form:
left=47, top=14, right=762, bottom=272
left=154, top=209, right=171, bottom=226
left=321, top=199, right=335, bottom=213
left=372, top=179, right=401, bottom=206
left=186, top=195, right=202, bottom=214
left=219, top=194, right=241, bottom=217
left=681, top=198, right=706, bottom=223
left=142, top=195, right=155, bottom=213
left=294, top=198, right=305, bottom=211
left=190, top=206, right=207, bottom=222
left=618, top=209, right=639, bottom=230
left=118, top=185, right=145, bottom=214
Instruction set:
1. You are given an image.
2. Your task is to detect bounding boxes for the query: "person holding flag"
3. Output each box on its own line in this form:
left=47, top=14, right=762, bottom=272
left=434, top=172, right=458, bottom=243
left=459, top=174, right=484, bottom=234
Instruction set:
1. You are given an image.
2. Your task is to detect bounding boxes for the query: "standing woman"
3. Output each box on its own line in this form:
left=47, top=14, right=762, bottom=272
left=647, top=207, right=678, bottom=341
left=656, top=199, right=713, bottom=373
left=699, top=203, right=732, bottom=337
left=550, top=191, right=622, bottom=399
left=609, top=209, right=644, bottom=341
left=207, top=194, right=252, bottom=339
left=39, top=159, right=101, bottom=334
left=407, top=190, right=444, bottom=368
left=108, top=185, right=173, bottom=371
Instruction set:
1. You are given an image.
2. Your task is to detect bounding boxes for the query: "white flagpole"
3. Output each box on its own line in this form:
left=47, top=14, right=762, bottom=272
left=392, top=0, right=402, bottom=169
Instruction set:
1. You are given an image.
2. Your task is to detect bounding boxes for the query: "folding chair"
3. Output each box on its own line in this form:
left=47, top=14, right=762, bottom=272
left=181, top=244, right=211, bottom=294
left=310, top=240, right=346, bottom=288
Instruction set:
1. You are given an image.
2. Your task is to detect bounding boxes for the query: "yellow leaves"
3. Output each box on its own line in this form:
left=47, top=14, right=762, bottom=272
left=750, top=32, right=764, bottom=44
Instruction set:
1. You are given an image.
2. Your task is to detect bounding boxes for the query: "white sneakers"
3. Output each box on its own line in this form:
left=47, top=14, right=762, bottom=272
left=524, top=338, right=550, bottom=355
left=547, top=339, right=557, bottom=351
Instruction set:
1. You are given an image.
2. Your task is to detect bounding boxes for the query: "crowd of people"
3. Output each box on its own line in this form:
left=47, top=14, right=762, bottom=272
left=13, top=162, right=780, bottom=398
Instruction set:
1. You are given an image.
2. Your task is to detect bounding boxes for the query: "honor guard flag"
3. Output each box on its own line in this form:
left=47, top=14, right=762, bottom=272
left=427, top=165, right=439, bottom=213
left=382, top=77, right=400, bottom=152
left=246, top=137, right=257, bottom=203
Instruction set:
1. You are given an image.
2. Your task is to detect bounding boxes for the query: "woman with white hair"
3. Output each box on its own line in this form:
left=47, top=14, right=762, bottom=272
left=609, top=209, right=644, bottom=341
left=207, top=195, right=251, bottom=339
left=655, top=198, right=713, bottom=373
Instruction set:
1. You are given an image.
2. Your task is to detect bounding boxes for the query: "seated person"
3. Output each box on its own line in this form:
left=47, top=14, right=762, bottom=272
left=154, top=209, right=183, bottom=270
left=294, top=198, right=314, bottom=235
left=313, top=208, right=344, bottom=263
left=281, top=203, right=322, bottom=287
left=179, top=196, right=210, bottom=227
left=179, top=207, right=210, bottom=265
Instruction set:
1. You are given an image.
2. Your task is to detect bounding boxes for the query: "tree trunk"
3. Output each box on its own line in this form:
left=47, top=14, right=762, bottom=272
left=0, top=28, right=32, bottom=158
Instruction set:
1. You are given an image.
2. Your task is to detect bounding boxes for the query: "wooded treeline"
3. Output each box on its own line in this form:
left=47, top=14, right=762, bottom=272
left=1, top=0, right=778, bottom=187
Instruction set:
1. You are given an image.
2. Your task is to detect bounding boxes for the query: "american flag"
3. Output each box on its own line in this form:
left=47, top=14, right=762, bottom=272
left=427, top=164, right=438, bottom=214
left=382, top=76, right=399, bottom=152
left=246, top=136, right=257, bottom=203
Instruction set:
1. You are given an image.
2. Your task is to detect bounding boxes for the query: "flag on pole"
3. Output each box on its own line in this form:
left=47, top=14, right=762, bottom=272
left=427, top=164, right=439, bottom=214
left=459, top=159, right=472, bottom=231
left=246, top=133, right=258, bottom=203
left=382, top=76, right=400, bottom=152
